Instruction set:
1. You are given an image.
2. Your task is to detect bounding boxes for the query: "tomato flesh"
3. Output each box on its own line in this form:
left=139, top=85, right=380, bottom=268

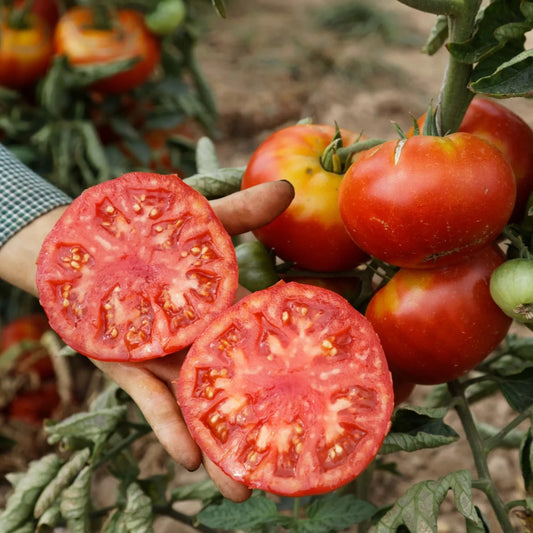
left=176, top=282, right=393, bottom=496
left=36, top=172, right=238, bottom=362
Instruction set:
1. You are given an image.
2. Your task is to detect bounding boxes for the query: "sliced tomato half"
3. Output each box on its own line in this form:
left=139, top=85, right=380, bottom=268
left=36, top=172, right=238, bottom=362
left=176, top=282, right=394, bottom=497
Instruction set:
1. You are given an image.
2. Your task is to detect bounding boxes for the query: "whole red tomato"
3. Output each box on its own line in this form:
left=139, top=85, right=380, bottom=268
left=53, top=7, right=161, bottom=94
left=177, top=282, right=394, bottom=497
left=0, top=313, right=54, bottom=379
left=339, top=132, right=516, bottom=269
left=365, top=244, right=512, bottom=385
left=241, top=124, right=368, bottom=272
left=459, top=98, right=533, bottom=222
left=0, top=11, right=54, bottom=89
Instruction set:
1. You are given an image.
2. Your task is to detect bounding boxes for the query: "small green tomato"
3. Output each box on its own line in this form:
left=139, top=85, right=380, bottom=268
left=145, top=0, right=186, bottom=36
left=490, top=258, right=533, bottom=323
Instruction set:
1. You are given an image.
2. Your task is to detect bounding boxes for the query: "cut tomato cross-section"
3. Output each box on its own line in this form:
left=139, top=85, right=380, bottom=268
left=176, top=282, right=394, bottom=496
left=36, top=172, right=238, bottom=362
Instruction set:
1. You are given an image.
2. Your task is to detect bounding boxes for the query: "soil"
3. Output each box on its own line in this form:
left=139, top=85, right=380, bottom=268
left=1, top=1, right=533, bottom=532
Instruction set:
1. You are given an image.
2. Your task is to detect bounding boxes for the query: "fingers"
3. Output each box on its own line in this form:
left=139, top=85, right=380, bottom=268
left=211, top=180, right=294, bottom=236
left=203, top=455, right=252, bottom=502
left=91, top=359, right=202, bottom=471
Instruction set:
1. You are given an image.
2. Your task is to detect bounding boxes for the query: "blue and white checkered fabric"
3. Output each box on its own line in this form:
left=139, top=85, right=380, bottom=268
left=0, top=144, right=72, bottom=247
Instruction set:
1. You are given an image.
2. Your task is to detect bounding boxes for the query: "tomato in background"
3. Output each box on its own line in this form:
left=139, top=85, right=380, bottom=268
left=176, top=282, right=394, bottom=497
left=7, top=382, right=60, bottom=425
left=14, top=0, right=60, bottom=28
left=36, top=172, right=239, bottom=362
left=53, top=7, right=161, bottom=94
left=0, top=313, right=54, bottom=380
left=241, top=124, right=368, bottom=272
left=411, top=98, right=533, bottom=223
left=339, top=133, right=516, bottom=269
left=365, top=244, right=512, bottom=385
left=0, top=11, right=54, bottom=89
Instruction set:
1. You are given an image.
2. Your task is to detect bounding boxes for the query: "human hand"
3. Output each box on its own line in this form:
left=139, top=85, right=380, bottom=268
left=85, top=180, right=294, bottom=501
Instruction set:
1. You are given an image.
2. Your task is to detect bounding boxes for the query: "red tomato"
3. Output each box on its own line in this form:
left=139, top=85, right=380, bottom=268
left=392, top=374, right=415, bottom=406
left=240, top=124, right=368, bottom=272
left=339, top=133, right=516, bottom=269
left=36, top=172, right=238, bottom=362
left=0, top=313, right=54, bottom=379
left=458, top=98, right=533, bottom=222
left=176, top=281, right=394, bottom=497
left=53, top=7, right=160, bottom=93
left=365, top=244, right=512, bottom=385
left=0, top=11, right=54, bottom=89
left=7, top=381, right=60, bottom=425
left=14, top=0, right=60, bottom=27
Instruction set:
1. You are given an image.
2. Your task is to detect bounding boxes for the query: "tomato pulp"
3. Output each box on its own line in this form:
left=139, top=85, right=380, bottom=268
left=177, top=282, right=394, bottom=496
left=241, top=124, right=368, bottom=272
left=36, top=172, right=238, bottom=362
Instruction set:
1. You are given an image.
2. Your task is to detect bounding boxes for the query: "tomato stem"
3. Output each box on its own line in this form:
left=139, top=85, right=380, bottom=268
left=447, top=380, right=516, bottom=532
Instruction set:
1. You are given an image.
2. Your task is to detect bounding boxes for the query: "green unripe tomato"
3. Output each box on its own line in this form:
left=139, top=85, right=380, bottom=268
left=235, top=240, right=280, bottom=292
left=145, top=0, right=186, bottom=36
left=490, top=258, right=533, bottom=323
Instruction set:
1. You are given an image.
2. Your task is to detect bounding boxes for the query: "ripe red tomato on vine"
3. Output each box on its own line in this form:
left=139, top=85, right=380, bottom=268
left=241, top=124, right=369, bottom=273
left=338, top=132, right=516, bottom=269
left=53, top=7, right=161, bottom=94
left=0, top=9, right=54, bottom=89
left=365, top=244, right=512, bottom=385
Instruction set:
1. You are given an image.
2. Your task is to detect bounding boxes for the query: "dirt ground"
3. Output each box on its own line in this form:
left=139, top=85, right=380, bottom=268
left=1, top=1, right=532, bottom=531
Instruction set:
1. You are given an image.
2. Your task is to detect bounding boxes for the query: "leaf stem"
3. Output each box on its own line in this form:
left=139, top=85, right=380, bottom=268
left=484, top=407, right=533, bottom=452
left=447, top=380, right=516, bottom=532
left=396, top=0, right=462, bottom=17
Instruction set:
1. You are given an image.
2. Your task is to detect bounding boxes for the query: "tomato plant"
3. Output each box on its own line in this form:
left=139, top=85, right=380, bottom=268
left=0, top=9, right=54, bottom=89
left=241, top=124, right=369, bottom=272
left=176, top=281, right=394, bottom=497
left=36, top=172, right=238, bottom=362
left=339, top=132, right=516, bottom=269
left=14, top=0, right=60, bottom=28
left=365, top=244, right=512, bottom=385
left=53, top=7, right=161, bottom=94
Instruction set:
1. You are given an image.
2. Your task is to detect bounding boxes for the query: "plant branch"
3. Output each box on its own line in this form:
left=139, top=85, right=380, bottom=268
left=396, top=0, right=462, bottom=17
left=447, top=380, right=515, bottom=532
left=484, top=408, right=533, bottom=452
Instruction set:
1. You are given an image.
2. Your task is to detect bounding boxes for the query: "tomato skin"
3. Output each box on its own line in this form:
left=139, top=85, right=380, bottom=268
left=53, top=7, right=161, bottom=94
left=36, top=172, right=238, bottom=362
left=241, top=124, right=368, bottom=272
left=365, top=244, right=512, bottom=385
left=176, top=281, right=394, bottom=497
left=458, top=98, right=533, bottom=222
left=490, top=258, right=533, bottom=324
left=339, top=133, right=516, bottom=269
left=0, top=12, right=54, bottom=89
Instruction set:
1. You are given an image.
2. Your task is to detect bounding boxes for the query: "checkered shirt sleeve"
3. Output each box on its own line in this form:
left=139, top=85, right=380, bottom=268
left=0, top=144, right=72, bottom=248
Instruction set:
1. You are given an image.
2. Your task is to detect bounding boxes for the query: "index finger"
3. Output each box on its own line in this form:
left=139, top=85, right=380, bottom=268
left=210, top=180, right=294, bottom=235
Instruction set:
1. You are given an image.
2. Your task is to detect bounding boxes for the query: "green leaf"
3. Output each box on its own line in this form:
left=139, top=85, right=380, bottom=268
left=0, top=454, right=62, bottom=533
left=171, top=478, right=220, bottom=502
left=36, top=504, right=61, bottom=532
left=422, top=15, right=448, bottom=56
left=34, top=448, right=91, bottom=518
left=380, top=406, right=459, bottom=454
left=183, top=167, right=244, bottom=199
left=122, top=483, right=154, bottom=533
left=195, top=137, right=220, bottom=174
left=197, top=493, right=286, bottom=530
left=498, top=367, right=533, bottom=411
left=45, top=405, right=128, bottom=447
left=210, top=0, right=226, bottom=18
left=60, top=465, right=92, bottom=533
left=465, top=506, right=490, bottom=532
left=448, top=0, right=526, bottom=64
left=520, top=427, right=533, bottom=491
left=374, top=470, right=482, bottom=532
left=295, top=493, right=376, bottom=533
